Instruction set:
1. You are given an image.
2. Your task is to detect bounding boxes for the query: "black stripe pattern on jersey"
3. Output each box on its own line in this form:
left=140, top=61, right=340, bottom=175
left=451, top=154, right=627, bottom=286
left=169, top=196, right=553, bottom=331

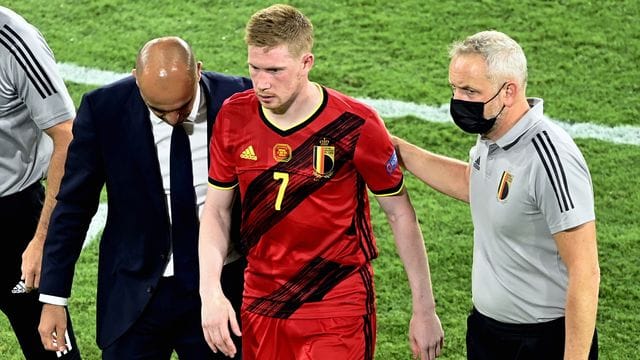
left=358, top=266, right=375, bottom=314
left=246, top=256, right=357, bottom=318
left=363, top=313, right=375, bottom=360
left=532, top=130, right=575, bottom=212
left=355, top=175, right=378, bottom=261
left=239, top=112, right=365, bottom=252
left=0, top=25, right=58, bottom=99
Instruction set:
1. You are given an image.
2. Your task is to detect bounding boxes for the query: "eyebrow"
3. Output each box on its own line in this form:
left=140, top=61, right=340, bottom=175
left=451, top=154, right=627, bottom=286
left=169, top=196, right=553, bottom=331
left=248, top=62, right=286, bottom=72
left=449, top=83, right=478, bottom=92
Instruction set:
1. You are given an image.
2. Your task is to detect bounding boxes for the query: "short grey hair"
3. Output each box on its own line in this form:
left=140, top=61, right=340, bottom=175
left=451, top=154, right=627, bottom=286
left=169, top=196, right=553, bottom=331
left=450, top=30, right=527, bottom=89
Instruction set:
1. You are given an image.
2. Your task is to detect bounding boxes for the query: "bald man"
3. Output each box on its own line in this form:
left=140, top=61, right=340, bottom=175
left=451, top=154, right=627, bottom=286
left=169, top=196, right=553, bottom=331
left=37, top=37, right=251, bottom=359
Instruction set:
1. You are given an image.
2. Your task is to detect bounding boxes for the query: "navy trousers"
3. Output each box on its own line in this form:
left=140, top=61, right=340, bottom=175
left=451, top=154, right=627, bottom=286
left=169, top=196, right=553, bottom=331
left=102, top=258, right=246, bottom=360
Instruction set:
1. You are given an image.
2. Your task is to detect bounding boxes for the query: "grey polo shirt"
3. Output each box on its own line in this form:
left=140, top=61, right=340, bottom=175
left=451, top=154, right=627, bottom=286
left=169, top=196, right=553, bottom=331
left=0, top=6, right=75, bottom=196
left=469, top=98, right=595, bottom=323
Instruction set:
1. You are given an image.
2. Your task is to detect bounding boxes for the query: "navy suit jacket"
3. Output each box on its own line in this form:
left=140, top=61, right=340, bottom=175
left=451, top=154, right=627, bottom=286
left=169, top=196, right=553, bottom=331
left=40, top=72, right=252, bottom=349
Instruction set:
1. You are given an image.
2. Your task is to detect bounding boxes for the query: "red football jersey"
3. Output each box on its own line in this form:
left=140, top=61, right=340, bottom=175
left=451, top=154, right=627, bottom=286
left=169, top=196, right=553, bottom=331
left=209, top=85, right=403, bottom=319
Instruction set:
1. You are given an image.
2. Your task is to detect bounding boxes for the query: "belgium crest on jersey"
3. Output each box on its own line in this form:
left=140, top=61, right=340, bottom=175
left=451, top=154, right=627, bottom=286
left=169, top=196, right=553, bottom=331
left=497, top=170, right=513, bottom=201
left=313, top=138, right=335, bottom=178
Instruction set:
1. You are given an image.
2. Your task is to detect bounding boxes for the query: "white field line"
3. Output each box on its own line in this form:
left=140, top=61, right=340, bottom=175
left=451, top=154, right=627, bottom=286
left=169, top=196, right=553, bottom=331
left=58, top=62, right=640, bottom=146
left=58, top=61, right=639, bottom=245
left=83, top=203, right=107, bottom=248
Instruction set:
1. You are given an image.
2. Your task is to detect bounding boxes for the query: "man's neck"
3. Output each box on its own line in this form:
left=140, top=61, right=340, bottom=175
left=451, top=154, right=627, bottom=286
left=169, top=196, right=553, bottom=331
left=485, top=97, right=531, bottom=141
left=265, top=82, right=322, bottom=130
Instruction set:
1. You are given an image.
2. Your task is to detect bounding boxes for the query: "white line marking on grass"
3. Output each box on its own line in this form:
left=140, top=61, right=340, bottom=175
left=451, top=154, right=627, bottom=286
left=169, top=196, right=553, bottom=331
left=83, top=203, right=107, bottom=248
left=59, top=62, right=639, bottom=243
left=360, top=98, right=640, bottom=146
left=59, top=62, right=639, bottom=146
left=58, top=62, right=128, bottom=86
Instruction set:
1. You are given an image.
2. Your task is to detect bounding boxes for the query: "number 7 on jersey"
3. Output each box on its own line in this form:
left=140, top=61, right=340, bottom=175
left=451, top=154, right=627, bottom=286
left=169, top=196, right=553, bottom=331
left=273, top=172, right=289, bottom=211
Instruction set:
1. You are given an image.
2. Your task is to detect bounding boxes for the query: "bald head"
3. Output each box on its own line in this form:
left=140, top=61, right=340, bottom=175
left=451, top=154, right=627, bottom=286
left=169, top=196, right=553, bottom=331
left=136, top=36, right=196, bottom=78
left=133, top=36, right=201, bottom=125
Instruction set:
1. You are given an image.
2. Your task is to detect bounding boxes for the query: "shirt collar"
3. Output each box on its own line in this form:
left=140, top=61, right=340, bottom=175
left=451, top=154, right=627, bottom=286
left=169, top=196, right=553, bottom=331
left=494, top=97, right=544, bottom=150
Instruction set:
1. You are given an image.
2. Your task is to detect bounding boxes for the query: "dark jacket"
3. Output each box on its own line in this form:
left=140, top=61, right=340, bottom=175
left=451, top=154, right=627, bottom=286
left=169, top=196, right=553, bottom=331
left=40, top=72, right=252, bottom=348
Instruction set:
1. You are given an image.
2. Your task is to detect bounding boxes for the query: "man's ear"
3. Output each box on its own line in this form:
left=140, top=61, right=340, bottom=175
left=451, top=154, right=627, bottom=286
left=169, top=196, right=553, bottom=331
left=132, top=69, right=141, bottom=88
left=301, top=53, right=314, bottom=74
left=503, top=81, right=519, bottom=107
left=196, top=62, right=203, bottom=82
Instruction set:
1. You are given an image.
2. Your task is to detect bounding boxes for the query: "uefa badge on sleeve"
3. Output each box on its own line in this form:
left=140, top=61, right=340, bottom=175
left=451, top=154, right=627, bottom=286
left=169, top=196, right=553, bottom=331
left=386, top=150, right=399, bottom=175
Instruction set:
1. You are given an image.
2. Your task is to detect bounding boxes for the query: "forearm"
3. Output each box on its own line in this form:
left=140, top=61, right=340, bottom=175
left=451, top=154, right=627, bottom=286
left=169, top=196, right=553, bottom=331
left=554, top=222, right=600, bottom=359
left=378, top=191, right=444, bottom=357
left=385, top=198, right=436, bottom=311
left=198, top=189, right=234, bottom=300
left=35, top=121, right=73, bottom=244
left=199, top=228, right=229, bottom=298
left=394, top=136, right=469, bottom=202
left=564, top=270, right=600, bottom=359
left=398, top=228, right=436, bottom=312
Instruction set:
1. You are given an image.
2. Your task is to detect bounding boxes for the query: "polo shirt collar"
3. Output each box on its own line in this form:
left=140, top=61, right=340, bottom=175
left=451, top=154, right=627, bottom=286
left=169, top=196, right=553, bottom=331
left=494, top=97, right=544, bottom=150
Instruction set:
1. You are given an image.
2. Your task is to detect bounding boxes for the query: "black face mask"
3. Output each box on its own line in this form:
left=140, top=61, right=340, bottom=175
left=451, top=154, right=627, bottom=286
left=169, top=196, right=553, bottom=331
left=449, top=83, right=506, bottom=134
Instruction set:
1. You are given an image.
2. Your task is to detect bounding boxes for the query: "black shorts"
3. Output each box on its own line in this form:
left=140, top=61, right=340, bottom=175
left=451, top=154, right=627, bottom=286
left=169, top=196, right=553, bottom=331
left=466, top=307, right=598, bottom=360
left=0, top=181, right=44, bottom=290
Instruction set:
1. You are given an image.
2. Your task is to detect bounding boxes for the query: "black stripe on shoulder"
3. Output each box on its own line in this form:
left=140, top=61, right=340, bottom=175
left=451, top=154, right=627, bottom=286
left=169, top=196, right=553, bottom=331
left=542, top=131, right=574, bottom=209
left=531, top=131, right=574, bottom=213
left=0, top=25, right=57, bottom=99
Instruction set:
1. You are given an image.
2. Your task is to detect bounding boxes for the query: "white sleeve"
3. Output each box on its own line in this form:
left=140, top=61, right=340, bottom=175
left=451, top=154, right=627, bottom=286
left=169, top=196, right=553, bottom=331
left=3, top=17, right=75, bottom=129
left=39, top=293, right=69, bottom=306
left=532, top=132, right=595, bottom=234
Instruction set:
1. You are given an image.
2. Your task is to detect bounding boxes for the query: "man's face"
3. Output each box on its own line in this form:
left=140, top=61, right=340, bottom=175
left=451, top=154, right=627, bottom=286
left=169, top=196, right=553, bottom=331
left=248, top=44, right=311, bottom=115
left=137, top=66, right=200, bottom=126
left=449, top=54, right=503, bottom=119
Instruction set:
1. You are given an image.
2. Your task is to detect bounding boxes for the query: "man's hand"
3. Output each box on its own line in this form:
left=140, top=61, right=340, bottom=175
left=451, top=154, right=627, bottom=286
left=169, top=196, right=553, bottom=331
left=39, top=304, right=69, bottom=353
left=409, top=310, right=444, bottom=360
left=21, top=239, right=44, bottom=290
left=201, top=292, right=241, bottom=358
left=390, top=135, right=406, bottom=168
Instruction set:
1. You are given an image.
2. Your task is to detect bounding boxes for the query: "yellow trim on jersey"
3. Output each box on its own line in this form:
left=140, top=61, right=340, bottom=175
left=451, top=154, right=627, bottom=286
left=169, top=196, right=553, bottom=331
left=373, top=179, right=405, bottom=197
left=261, top=82, right=324, bottom=131
left=208, top=182, right=238, bottom=190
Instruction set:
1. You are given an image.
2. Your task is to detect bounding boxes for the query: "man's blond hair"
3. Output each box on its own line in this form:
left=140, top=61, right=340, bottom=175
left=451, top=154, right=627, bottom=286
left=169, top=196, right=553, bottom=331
left=245, top=4, right=314, bottom=58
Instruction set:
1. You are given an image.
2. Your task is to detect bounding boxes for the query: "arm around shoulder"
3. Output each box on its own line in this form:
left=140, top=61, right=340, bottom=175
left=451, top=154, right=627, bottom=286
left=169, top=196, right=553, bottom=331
left=392, top=135, right=470, bottom=203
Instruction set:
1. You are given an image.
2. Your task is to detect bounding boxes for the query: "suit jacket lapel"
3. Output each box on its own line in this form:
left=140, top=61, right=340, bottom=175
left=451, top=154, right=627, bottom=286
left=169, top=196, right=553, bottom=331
left=201, top=76, right=216, bottom=167
left=201, top=76, right=215, bottom=143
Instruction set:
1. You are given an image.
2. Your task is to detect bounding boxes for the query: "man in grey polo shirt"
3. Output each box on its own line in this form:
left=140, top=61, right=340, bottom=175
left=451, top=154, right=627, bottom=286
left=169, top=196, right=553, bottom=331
left=0, top=6, right=80, bottom=359
left=393, top=30, right=599, bottom=359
